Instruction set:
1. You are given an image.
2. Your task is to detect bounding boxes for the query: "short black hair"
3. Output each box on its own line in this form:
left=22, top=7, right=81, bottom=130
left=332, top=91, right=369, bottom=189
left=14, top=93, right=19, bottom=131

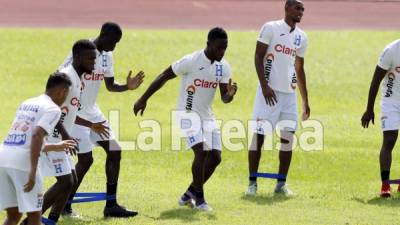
left=207, top=27, right=228, bottom=42
left=285, top=0, right=302, bottom=7
left=100, top=22, right=122, bottom=37
left=72, top=39, right=96, bottom=58
left=46, top=72, right=72, bottom=90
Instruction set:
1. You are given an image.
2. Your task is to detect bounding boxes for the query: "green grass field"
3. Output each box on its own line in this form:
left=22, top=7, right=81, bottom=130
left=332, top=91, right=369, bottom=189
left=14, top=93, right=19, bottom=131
left=0, top=29, right=399, bottom=225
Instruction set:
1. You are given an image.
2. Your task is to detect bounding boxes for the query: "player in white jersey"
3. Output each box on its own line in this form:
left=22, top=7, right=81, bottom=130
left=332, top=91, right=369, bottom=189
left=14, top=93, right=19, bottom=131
left=31, top=40, right=98, bottom=224
left=362, top=39, right=400, bottom=198
left=0, top=72, right=71, bottom=225
left=134, top=27, right=237, bottom=212
left=61, top=22, right=144, bottom=218
left=246, top=0, right=310, bottom=196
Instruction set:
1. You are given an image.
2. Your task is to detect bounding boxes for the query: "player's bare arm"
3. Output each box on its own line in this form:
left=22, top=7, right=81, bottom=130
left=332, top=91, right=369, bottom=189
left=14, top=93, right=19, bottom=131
left=104, top=70, right=145, bottom=92
left=24, top=126, right=47, bottom=192
left=219, top=78, right=237, bottom=103
left=55, top=122, right=78, bottom=155
left=295, top=56, right=310, bottom=120
left=43, top=140, right=77, bottom=153
left=75, top=116, right=110, bottom=139
left=255, top=41, right=277, bottom=106
left=361, top=66, right=387, bottom=128
left=133, top=66, right=177, bottom=116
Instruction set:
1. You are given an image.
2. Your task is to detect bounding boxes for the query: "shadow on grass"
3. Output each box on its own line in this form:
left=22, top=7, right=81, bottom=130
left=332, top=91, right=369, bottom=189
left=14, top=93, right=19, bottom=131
left=352, top=195, right=400, bottom=208
left=241, top=193, right=293, bottom=205
left=158, top=208, right=217, bottom=222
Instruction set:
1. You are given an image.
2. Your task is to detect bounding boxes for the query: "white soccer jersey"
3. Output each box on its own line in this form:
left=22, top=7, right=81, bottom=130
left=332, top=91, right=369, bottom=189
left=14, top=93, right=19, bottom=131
left=0, top=94, right=61, bottom=172
left=257, top=19, right=308, bottom=93
left=172, top=50, right=231, bottom=120
left=60, top=49, right=114, bottom=122
left=378, top=39, right=400, bottom=102
left=48, top=65, right=81, bottom=142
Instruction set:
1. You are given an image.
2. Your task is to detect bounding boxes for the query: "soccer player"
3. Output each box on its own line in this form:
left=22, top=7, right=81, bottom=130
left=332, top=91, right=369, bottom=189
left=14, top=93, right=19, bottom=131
left=0, top=72, right=71, bottom=225
left=361, top=39, right=400, bottom=198
left=246, top=0, right=309, bottom=196
left=61, top=22, right=144, bottom=218
left=134, top=27, right=238, bottom=212
left=38, top=40, right=98, bottom=224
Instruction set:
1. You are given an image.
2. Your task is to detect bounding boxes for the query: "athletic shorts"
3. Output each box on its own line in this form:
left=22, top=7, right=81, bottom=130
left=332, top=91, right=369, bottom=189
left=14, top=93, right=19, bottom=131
left=251, top=86, right=298, bottom=135
left=71, top=120, right=115, bottom=154
left=0, top=167, right=43, bottom=213
left=381, top=101, right=400, bottom=131
left=39, top=151, right=74, bottom=177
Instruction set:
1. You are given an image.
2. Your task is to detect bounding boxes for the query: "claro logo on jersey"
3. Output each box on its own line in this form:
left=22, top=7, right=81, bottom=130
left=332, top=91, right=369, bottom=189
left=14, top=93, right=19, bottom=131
left=385, top=72, right=396, bottom=97
left=84, top=73, right=104, bottom=81
left=186, top=85, right=196, bottom=111
left=275, top=44, right=296, bottom=57
left=264, top=54, right=274, bottom=81
left=194, top=79, right=218, bottom=88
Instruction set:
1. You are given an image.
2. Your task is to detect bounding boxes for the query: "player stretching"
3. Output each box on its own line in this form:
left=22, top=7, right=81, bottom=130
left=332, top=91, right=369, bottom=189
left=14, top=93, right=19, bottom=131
left=134, top=27, right=237, bottom=212
left=61, top=22, right=144, bottom=218
left=246, top=0, right=310, bottom=196
left=361, top=39, right=400, bottom=198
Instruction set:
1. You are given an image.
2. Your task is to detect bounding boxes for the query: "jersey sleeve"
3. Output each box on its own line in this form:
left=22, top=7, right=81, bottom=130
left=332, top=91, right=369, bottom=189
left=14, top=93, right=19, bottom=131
left=171, top=54, right=193, bottom=76
left=296, top=33, right=308, bottom=58
left=104, top=53, right=114, bottom=78
left=36, top=108, right=61, bottom=135
left=219, top=61, right=231, bottom=84
left=378, top=44, right=394, bottom=70
left=257, top=23, right=274, bottom=45
left=58, top=52, right=73, bottom=70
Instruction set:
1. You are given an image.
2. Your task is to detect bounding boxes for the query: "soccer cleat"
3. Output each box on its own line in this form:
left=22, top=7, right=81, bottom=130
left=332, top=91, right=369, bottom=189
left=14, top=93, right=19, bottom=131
left=61, top=208, right=80, bottom=218
left=195, top=202, right=213, bottom=212
left=274, top=184, right=295, bottom=196
left=103, top=204, right=138, bottom=218
left=178, top=197, right=195, bottom=208
left=245, top=182, right=257, bottom=196
left=380, top=183, right=391, bottom=198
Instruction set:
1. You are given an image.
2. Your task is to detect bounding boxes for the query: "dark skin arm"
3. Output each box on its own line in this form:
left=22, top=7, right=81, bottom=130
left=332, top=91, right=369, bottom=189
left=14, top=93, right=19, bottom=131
left=75, top=116, right=110, bottom=139
left=133, top=66, right=176, bottom=116
left=104, top=70, right=144, bottom=92
left=295, top=56, right=310, bottom=120
left=361, top=66, right=388, bottom=128
left=55, top=122, right=77, bottom=155
left=255, top=41, right=277, bottom=105
left=219, top=78, right=238, bottom=103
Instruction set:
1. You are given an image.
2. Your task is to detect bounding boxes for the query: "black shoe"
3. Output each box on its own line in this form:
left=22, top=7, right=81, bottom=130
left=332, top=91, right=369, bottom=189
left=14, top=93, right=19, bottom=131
left=103, top=204, right=138, bottom=218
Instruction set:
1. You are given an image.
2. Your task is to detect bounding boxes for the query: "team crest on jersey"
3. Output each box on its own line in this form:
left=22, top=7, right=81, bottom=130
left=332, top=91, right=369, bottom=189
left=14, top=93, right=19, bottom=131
left=294, top=35, right=301, bottom=46
left=215, top=64, right=223, bottom=79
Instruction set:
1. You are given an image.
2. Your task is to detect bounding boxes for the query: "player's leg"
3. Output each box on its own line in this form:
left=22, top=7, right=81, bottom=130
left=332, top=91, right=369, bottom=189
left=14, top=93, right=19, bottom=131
left=379, top=130, right=398, bottom=197
left=275, top=130, right=295, bottom=195
left=202, top=149, right=221, bottom=184
left=4, top=207, right=22, bottom=225
left=26, top=211, right=41, bottom=225
left=246, top=133, right=265, bottom=196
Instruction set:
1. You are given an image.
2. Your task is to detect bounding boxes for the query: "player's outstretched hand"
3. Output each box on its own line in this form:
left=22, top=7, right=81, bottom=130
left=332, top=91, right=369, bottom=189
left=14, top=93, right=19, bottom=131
left=24, top=171, right=36, bottom=192
left=361, top=110, right=374, bottom=128
left=127, top=70, right=145, bottom=90
left=91, top=121, right=110, bottom=140
left=227, top=79, right=238, bottom=97
left=62, top=140, right=78, bottom=155
left=262, top=84, right=277, bottom=106
left=302, top=102, right=310, bottom=121
left=133, top=99, right=147, bottom=116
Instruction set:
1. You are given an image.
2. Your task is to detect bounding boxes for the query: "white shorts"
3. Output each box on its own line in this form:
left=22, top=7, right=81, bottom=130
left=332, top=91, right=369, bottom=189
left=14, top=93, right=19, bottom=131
left=251, top=87, right=298, bottom=135
left=381, top=101, right=400, bottom=131
left=39, top=151, right=74, bottom=177
left=71, top=120, right=116, bottom=154
left=0, top=167, right=43, bottom=213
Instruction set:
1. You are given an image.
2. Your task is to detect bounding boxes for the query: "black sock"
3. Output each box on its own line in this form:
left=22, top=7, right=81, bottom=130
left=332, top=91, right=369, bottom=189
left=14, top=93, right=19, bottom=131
left=277, top=178, right=286, bottom=182
left=381, top=170, right=390, bottom=182
left=249, top=176, right=257, bottom=182
left=64, top=195, right=73, bottom=211
left=48, top=212, right=60, bottom=223
left=106, top=182, right=118, bottom=207
left=194, top=190, right=205, bottom=205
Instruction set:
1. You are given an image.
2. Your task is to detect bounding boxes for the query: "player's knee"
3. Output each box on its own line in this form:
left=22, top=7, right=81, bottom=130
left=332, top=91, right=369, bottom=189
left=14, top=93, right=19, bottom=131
left=6, top=210, right=22, bottom=223
left=107, top=151, right=121, bottom=163
left=213, top=152, right=221, bottom=166
left=58, top=174, right=74, bottom=190
left=78, top=154, right=94, bottom=168
left=383, top=135, right=397, bottom=147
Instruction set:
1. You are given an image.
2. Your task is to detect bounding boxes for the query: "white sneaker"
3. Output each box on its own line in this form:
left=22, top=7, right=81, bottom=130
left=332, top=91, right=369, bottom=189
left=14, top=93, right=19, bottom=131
left=245, top=182, right=257, bottom=196
left=274, top=184, right=295, bottom=196
left=178, top=197, right=195, bottom=208
left=195, top=202, right=213, bottom=212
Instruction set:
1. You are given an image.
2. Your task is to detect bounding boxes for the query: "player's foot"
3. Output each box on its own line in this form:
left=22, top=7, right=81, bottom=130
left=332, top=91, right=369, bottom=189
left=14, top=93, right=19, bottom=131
left=103, top=204, right=138, bottom=218
left=274, top=184, right=295, bottom=196
left=380, top=183, right=391, bottom=198
left=195, top=202, right=213, bottom=212
left=245, top=182, right=257, bottom=196
left=61, top=208, right=80, bottom=218
left=178, top=196, right=195, bottom=208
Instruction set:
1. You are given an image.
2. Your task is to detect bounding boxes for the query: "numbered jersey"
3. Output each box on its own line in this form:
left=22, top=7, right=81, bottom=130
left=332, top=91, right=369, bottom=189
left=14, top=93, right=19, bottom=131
left=172, top=50, right=231, bottom=120
left=60, top=48, right=114, bottom=122
left=378, top=39, right=400, bottom=102
left=48, top=65, right=81, bottom=142
left=257, top=19, right=308, bottom=93
left=0, top=94, right=61, bottom=172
